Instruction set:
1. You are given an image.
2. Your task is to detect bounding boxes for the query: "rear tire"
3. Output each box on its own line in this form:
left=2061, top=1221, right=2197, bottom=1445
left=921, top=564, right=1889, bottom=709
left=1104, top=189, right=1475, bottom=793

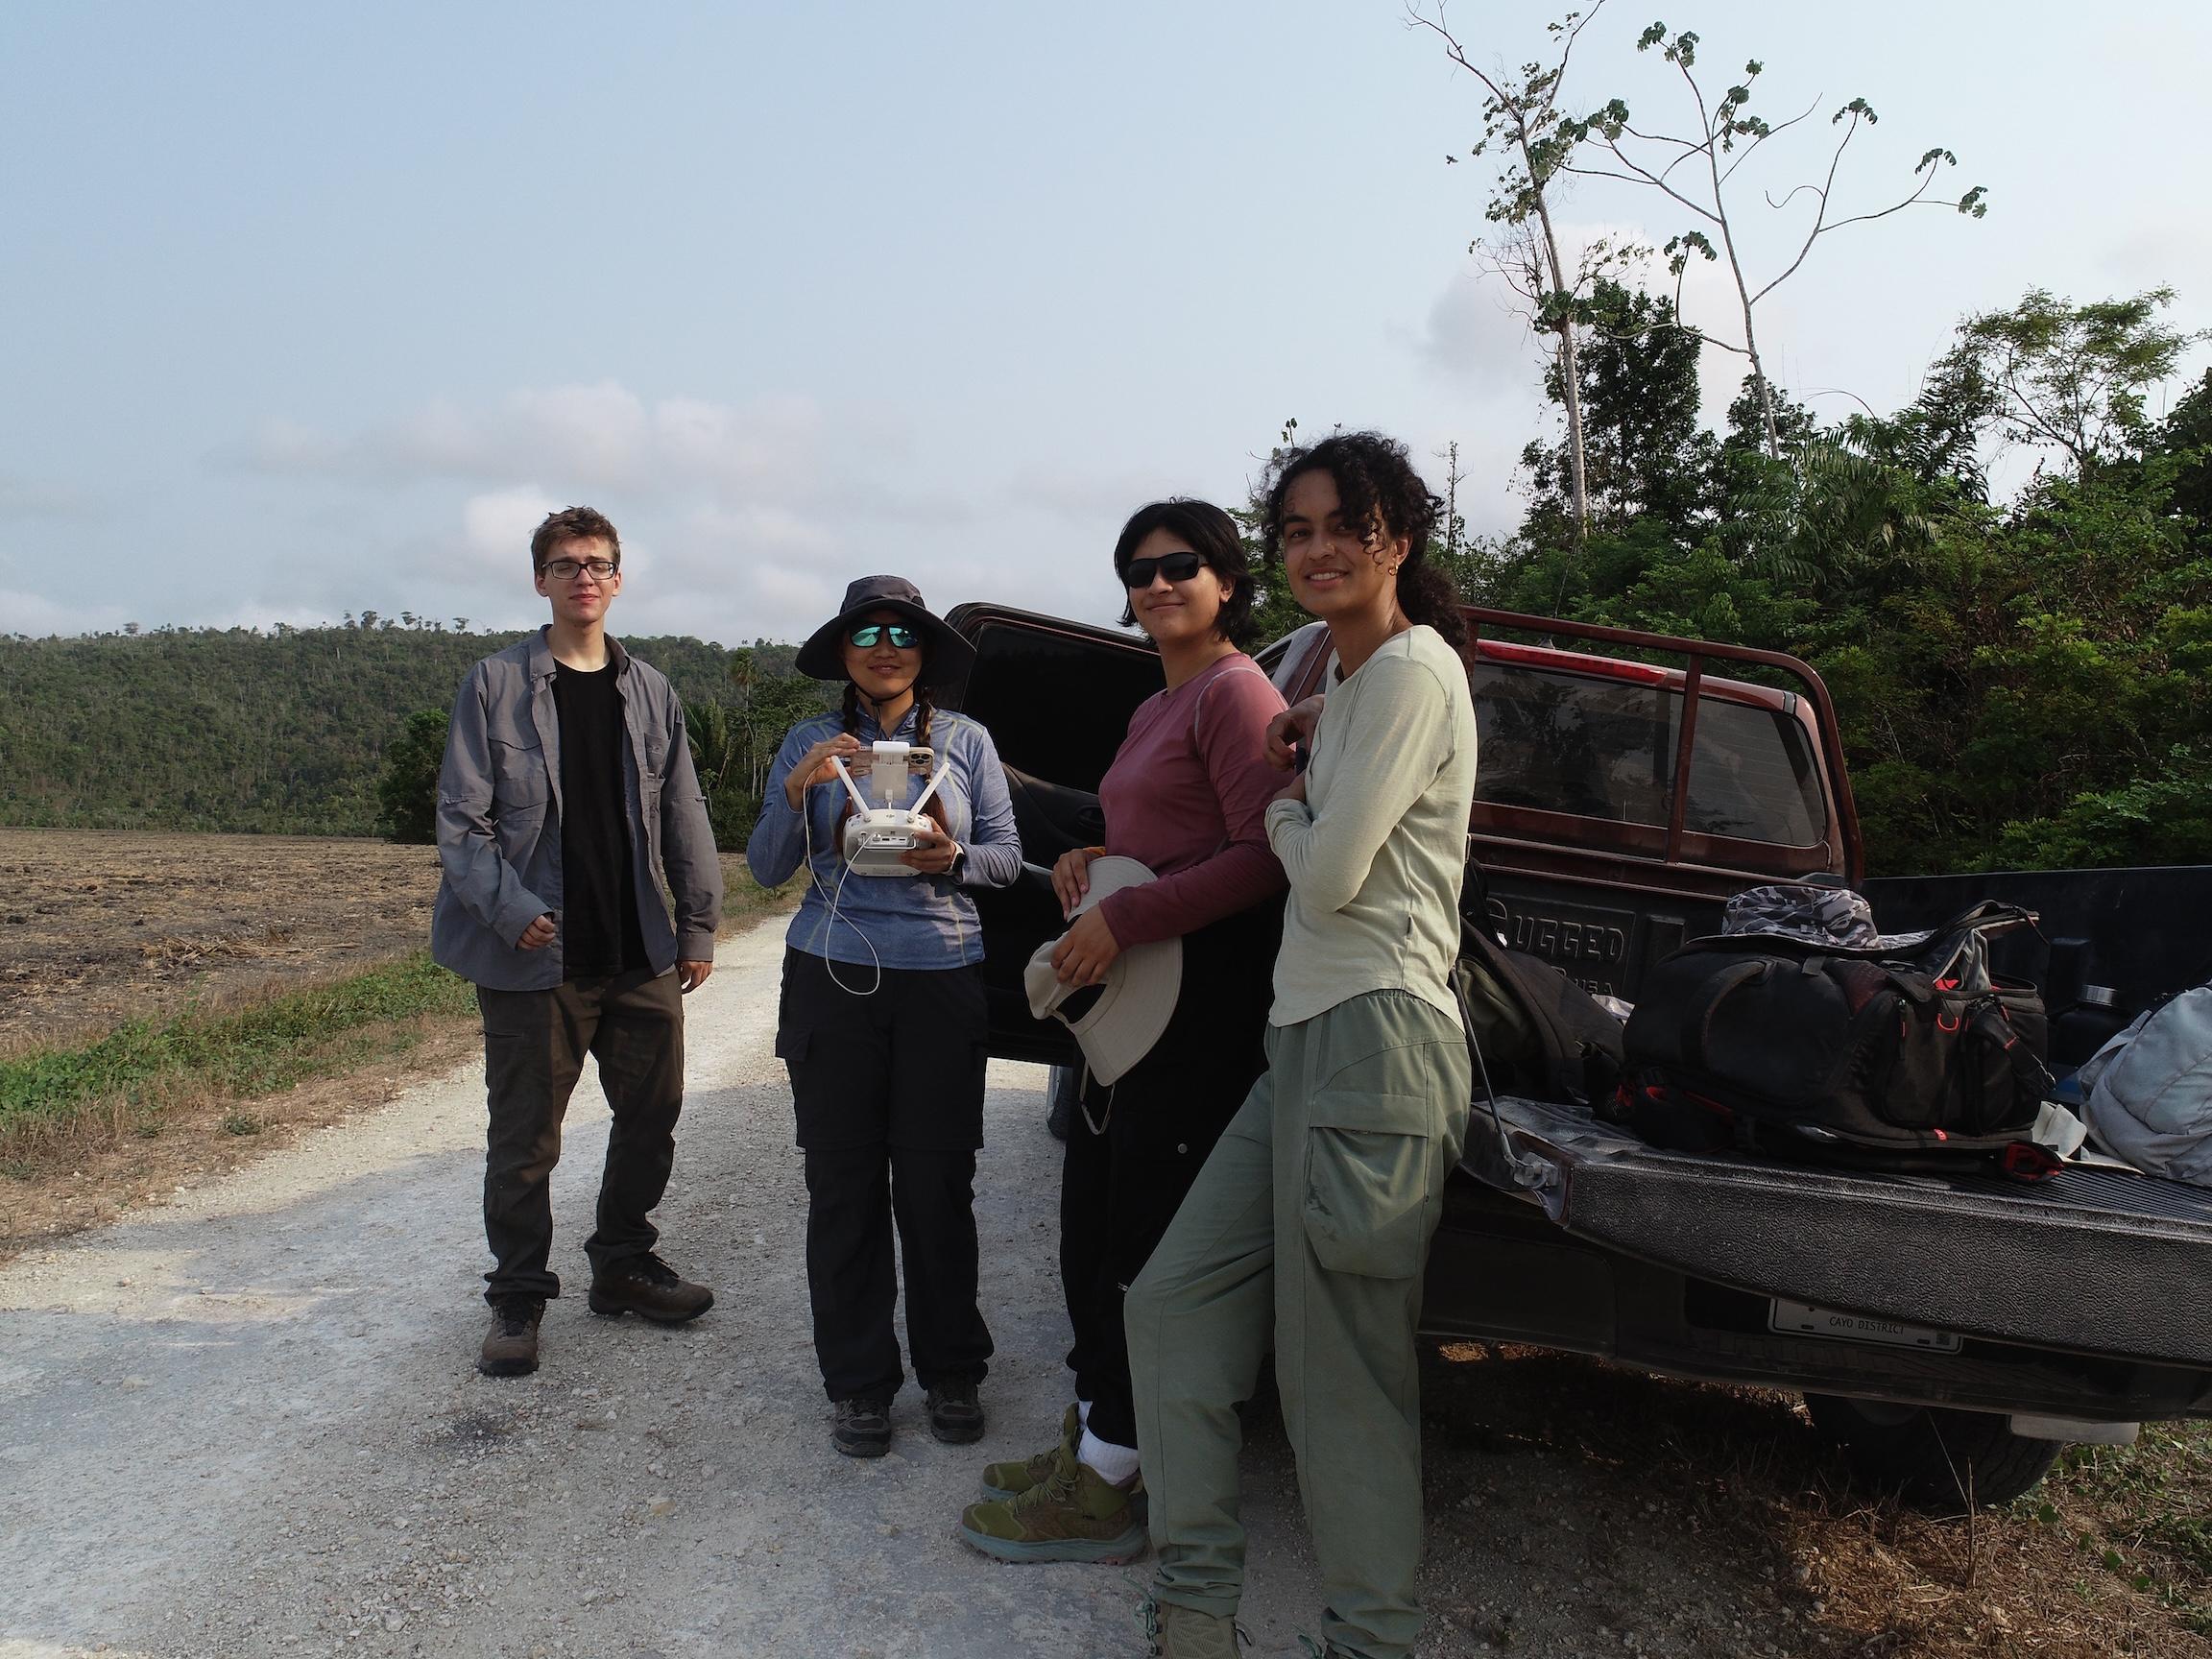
left=1802, top=1393, right=2061, bottom=1510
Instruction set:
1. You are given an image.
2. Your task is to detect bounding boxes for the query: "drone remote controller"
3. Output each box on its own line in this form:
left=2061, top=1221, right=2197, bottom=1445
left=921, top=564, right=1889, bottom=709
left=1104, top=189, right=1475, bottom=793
left=832, top=742, right=950, bottom=878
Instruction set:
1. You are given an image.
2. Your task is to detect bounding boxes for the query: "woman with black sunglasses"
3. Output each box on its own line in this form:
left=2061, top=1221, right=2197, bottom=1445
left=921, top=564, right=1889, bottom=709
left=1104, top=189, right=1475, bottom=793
left=956, top=500, right=1286, bottom=1565
left=747, top=575, right=1022, bottom=1459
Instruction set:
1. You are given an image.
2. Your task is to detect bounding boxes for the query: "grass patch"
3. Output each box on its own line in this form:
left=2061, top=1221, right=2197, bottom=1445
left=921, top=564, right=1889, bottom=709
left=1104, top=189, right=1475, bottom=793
left=2026, top=1421, right=2212, bottom=1636
left=715, top=854, right=805, bottom=930
left=1422, top=1345, right=2212, bottom=1657
left=0, top=952, right=476, bottom=1152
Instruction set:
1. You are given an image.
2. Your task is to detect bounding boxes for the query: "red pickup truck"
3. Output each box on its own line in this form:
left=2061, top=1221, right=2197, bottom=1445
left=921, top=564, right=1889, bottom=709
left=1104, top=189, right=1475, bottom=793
left=945, top=601, right=2212, bottom=1509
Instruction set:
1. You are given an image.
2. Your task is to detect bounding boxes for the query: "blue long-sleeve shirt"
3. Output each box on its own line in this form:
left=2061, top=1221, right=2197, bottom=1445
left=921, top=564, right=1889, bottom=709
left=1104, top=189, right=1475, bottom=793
left=747, top=703, right=1022, bottom=970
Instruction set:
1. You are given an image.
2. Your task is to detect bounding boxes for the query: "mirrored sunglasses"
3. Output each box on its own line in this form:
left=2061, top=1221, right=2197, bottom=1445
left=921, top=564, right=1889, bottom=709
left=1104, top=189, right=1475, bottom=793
left=1120, top=551, right=1207, bottom=588
left=847, top=622, right=919, bottom=649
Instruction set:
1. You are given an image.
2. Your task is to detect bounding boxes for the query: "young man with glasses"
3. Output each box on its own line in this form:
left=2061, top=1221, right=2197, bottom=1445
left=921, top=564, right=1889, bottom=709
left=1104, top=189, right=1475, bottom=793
left=432, top=505, right=725, bottom=1378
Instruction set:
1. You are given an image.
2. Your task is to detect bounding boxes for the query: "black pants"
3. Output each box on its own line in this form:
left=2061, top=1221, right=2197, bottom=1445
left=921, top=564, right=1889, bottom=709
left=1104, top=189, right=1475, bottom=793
left=476, top=966, right=686, bottom=1304
left=1061, top=901, right=1281, bottom=1450
left=777, top=949, right=994, bottom=1402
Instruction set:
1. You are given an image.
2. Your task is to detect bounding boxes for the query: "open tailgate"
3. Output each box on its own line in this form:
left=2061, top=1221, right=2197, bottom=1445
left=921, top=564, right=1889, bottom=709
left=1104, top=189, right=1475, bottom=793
left=1464, top=1095, right=2212, bottom=1369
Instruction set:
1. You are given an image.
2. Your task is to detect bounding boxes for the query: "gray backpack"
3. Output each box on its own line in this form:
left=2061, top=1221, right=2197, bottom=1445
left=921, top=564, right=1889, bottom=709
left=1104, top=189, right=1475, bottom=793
left=2078, top=986, right=2212, bottom=1187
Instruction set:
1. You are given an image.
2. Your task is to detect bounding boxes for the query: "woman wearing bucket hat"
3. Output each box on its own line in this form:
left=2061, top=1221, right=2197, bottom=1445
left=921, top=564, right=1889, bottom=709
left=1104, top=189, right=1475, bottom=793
left=955, top=499, right=1287, bottom=1568
left=1125, top=435, right=1479, bottom=1659
left=746, top=575, right=1022, bottom=1458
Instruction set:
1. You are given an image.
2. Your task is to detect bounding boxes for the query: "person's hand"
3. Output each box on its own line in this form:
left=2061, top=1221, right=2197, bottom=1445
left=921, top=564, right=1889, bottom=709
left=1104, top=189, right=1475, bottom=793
left=1273, top=771, right=1308, bottom=807
left=785, top=733, right=865, bottom=809
left=899, top=825, right=962, bottom=876
left=1050, top=846, right=1105, bottom=916
left=1264, top=696, right=1325, bottom=771
left=1050, top=905, right=1122, bottom=987
left=517, top=913, right=557, bottom=950
left=678, top=959, right=713, bottom=993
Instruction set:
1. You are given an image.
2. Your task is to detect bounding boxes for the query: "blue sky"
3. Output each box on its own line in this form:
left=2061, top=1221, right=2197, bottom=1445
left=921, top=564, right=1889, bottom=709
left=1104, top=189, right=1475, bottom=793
left=4, top=1, right=2207, bottom=646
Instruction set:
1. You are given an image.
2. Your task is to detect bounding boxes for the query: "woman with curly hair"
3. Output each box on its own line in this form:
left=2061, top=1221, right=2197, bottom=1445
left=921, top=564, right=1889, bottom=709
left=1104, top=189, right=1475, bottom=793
left=1125, top=434, right=1479, bottom=1659
left=956, top=498, right=1286, bottom=1566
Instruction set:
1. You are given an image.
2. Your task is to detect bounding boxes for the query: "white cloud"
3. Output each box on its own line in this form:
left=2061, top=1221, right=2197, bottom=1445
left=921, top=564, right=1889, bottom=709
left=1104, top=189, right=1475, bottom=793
left=233, top=382, right=834, bottom=500
left=462, top=487, right=565, bottom=566
left=1412, top=269, right=1546, bottom=391
left=0, top=585, right=128, bottom=638
left=0, top=473, right=100, bottom=519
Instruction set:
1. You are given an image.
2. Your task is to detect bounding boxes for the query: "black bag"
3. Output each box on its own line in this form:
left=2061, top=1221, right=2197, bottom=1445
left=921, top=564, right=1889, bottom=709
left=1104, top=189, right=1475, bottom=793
left=1612, top=901, right=2058, bottom=1176
left=1453, top=908, right=1625, bottom=1107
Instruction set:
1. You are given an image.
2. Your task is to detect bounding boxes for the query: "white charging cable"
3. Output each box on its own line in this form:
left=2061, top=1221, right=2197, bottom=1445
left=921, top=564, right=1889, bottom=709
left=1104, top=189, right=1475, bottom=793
left=799, top=762, right=883, bottom=998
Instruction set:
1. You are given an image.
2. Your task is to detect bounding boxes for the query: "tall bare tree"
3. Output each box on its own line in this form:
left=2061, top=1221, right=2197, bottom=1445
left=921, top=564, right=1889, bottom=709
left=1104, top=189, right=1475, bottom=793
left=1565, top=23, right=1987, bottom=459
left=1412, top=2, right=1612, bottom=548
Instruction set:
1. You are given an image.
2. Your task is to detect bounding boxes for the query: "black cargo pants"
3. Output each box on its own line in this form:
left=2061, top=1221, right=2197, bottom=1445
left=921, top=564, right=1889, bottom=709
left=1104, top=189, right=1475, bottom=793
left=476, top=966, right=686, bottom=1304
left=776, top=948, right=995, bottom=1403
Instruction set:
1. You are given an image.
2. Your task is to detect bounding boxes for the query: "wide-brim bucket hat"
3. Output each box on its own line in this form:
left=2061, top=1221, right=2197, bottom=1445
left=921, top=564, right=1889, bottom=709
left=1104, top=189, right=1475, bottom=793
left=1022, top=857, right=1183, bottom=1087
left=795, top=574, right=975, bottom=689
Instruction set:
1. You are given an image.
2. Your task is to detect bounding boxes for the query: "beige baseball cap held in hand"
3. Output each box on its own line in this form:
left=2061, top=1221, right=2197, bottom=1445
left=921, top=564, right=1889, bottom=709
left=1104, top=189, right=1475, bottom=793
left=1022, top=856, right=1182, bottom=1086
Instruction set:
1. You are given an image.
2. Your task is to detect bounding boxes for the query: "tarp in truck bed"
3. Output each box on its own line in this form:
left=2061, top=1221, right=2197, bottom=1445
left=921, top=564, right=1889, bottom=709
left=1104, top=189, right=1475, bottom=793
left=1466, top=1095, right=2212, bottom=1369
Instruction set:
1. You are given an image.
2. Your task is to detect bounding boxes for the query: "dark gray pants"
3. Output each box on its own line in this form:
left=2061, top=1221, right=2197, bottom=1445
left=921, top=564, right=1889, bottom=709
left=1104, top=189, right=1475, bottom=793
left=476, top=967, right=685, bottom=1303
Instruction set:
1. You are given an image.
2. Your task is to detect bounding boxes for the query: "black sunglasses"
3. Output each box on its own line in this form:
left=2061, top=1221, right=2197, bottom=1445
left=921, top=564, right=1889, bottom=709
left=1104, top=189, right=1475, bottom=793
left=848, top=622, right=919, bottom=649
left=1120, top=551, right=1208, bottom=589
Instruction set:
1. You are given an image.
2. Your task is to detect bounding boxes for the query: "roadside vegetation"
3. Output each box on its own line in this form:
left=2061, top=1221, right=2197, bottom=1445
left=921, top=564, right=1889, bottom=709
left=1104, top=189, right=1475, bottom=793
left=0, top=856, right=800, bottom=1256
left=0, top=951, right=474, bottom=1166
left=1426, top=1345, right=2212, bottom=1655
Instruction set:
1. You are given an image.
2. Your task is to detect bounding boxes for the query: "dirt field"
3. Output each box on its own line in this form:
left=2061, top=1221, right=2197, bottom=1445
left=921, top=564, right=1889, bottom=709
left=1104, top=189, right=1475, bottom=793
left=0, top=830, right=779, bottom=1257
left=0, top=828, right=445, bottom=1048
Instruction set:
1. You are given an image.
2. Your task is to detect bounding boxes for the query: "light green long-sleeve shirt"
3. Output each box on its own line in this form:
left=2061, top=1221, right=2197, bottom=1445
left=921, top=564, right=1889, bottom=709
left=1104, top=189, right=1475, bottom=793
left=1263, top=624, right=1479, bottom=1026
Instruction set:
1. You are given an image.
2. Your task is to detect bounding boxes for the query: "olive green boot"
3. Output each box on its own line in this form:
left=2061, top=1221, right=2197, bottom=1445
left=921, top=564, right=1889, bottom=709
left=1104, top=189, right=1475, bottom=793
left=956, top=1443, right=1147, bottom=1565
left=1141, top=1597, right=1248, bottom=1657
left=978, top=1403, right=1080, bottom=1500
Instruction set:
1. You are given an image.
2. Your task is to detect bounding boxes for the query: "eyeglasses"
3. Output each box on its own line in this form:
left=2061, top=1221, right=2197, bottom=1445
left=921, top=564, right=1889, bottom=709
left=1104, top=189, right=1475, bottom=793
left=541, top=557, right=618, bottom=581
left=848, top=622, right=919, bottom=649
left=1120, top=551, right=1207, bottom=588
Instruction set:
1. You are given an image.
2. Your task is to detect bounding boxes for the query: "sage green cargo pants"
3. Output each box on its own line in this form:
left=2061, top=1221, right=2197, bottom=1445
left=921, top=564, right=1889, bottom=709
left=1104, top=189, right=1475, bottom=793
left=1126, top=989, right=1471, bottom=1659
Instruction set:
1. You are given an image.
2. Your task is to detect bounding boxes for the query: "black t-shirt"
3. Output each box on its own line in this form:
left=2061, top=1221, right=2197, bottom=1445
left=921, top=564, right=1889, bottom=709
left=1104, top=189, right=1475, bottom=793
left=552, top=661, right=647, bottom=980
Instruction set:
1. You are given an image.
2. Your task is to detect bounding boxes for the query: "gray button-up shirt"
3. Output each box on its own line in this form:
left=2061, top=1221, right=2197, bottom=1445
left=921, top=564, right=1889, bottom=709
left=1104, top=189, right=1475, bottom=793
left=431, top=628, right=723, bottom=991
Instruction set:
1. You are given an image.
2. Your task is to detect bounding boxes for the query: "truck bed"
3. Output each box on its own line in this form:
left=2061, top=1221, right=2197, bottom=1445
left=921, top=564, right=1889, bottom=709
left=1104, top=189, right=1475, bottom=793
left=1460, top=1095, right=2212, bottom=1370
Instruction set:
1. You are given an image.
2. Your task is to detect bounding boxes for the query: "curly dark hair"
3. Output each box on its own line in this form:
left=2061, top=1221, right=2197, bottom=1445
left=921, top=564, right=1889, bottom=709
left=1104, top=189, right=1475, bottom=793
left=1111, top=497, right=1258, bottom=647
left=1255, top=431, right=1468, bottom=661
left=529, top=505, right=622, bottom=572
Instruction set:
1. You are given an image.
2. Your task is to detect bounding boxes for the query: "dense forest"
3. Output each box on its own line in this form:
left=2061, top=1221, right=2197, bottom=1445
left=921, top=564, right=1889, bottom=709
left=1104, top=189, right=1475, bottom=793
left=0, top=623, right=804, bottom=839
left=1428, top=287, right=2212, bottom=876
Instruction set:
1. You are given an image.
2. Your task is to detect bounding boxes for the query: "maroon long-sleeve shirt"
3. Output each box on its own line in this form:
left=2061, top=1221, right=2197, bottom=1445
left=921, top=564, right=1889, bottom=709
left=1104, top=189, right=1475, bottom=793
left=1094, top=653, right=1289, bottom=948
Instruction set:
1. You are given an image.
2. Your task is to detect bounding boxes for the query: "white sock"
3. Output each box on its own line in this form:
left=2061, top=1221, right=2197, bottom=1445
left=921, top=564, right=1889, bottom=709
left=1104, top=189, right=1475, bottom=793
left=1077, top=1398, right=1092, bottom=1430
left=1077, top=1428, right=1142, bottom=1487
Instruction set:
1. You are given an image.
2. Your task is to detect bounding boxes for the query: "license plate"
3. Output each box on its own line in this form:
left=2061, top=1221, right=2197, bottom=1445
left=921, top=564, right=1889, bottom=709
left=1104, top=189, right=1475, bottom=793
left=1767, top=1299, right=1962, bottom=1353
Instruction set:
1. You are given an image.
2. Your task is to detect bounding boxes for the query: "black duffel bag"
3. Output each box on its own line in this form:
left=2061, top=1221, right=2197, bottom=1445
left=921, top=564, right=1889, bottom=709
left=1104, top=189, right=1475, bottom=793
left=1611, top=901, right=2059, bottom=1177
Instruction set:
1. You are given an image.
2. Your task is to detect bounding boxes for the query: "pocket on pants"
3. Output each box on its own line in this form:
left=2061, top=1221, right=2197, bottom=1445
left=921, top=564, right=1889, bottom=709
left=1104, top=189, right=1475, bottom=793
left=1300, top=1089, right=1436, bottom=1281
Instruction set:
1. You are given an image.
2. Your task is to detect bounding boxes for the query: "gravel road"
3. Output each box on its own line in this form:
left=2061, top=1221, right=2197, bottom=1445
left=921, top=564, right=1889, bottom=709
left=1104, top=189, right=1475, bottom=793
left=1, top=918, right=1810, bottom=1659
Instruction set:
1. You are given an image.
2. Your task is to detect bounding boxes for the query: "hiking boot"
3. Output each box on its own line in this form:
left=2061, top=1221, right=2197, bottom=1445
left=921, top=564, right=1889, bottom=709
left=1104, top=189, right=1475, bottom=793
left=1141, top=1597, right=1248, bottom=1658
left=586, top=1252, right=713, bottom=1324
left=956, top=1442, right=1146, bottom=1564
left=927, top=1378, right=986, bottom=1445
left=979, top=1402, right=1081, bottom=1499
left=979, top=1406, right=1149, bottom=1520
left=831, top=1395, right=893, bottom=1458
left=476, top=1294, right=543, bottom=1378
